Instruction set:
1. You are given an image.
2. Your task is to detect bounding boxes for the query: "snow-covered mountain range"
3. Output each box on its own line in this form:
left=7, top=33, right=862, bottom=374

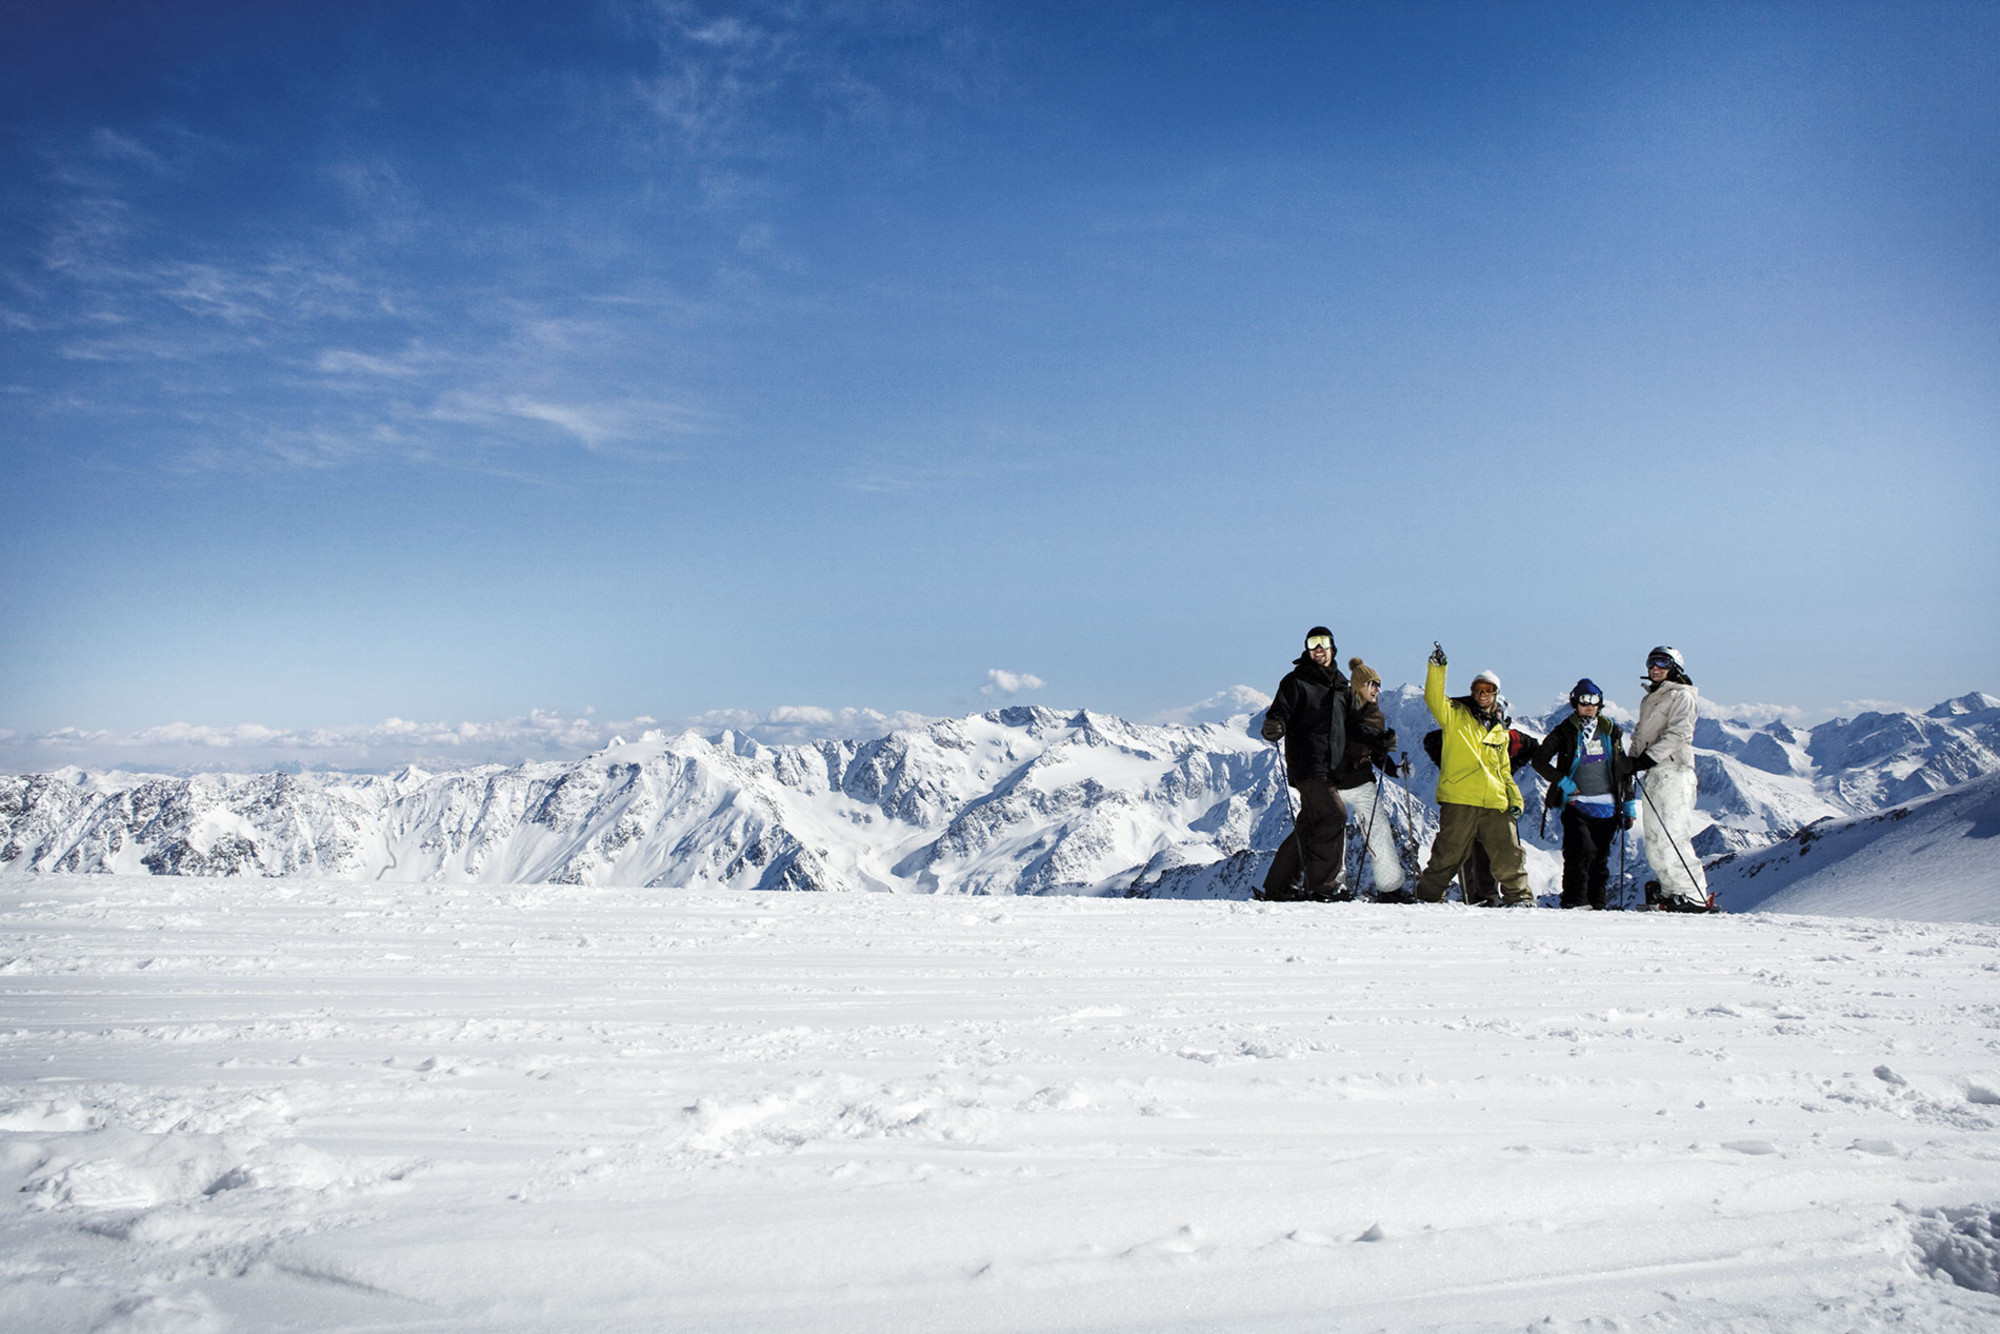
left=1707, top=768, right=2000, bottom=921
left=4, top=690, right=1997, bottom=907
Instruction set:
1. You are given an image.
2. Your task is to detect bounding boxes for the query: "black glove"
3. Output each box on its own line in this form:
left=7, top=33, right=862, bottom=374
left=1616, top=813, right=1634, bottom=831
left=1261, top=717, right=1284, bottom=743
left=1629, top=752, right=1656, bottom=771
left=1428, top=642, right=1447, bottom=666
left=1380, top=728, right=1397, bottom=751
left=1375, top=751, right=1397, bottom=774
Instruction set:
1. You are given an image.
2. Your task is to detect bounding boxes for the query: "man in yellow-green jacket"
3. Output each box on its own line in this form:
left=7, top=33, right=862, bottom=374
left=1413, top=643, right=1533, bottom=905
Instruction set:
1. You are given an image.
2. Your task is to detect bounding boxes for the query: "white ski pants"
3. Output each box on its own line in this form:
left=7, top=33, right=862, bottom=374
left=1640, top=765, right=1707, bottom=902
left=1338, top=777, right=1405, bottom=894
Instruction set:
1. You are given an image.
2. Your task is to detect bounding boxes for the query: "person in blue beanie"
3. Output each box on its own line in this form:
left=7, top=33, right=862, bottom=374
left=1530, top=679, right=1639, bottom=909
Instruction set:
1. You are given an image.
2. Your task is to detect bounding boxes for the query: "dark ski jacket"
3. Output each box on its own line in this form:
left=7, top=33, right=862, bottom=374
left=1332, top=697, right=1396, bottom=790
left=1262, top=655, right=1355, bottom=784
left=1530, top=712, right=1636, bottom=810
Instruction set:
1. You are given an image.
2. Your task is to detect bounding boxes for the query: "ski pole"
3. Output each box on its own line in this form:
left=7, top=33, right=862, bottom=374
left=1399, top=750, right=1423, bottom=877
left=1608, top=824, right=1624, bottom=920
left=1635, top=774, right=1710, bottom=908
left=1398, top=751, right=1416, bottom=854
left=1359, top=768, right=1385, bottom=895
left=1273, top=741, right=1308, bottom=897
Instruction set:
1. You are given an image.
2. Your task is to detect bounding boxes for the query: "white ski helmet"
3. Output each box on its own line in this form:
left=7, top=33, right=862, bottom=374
left=1645, top=645, right=1685, bottom=672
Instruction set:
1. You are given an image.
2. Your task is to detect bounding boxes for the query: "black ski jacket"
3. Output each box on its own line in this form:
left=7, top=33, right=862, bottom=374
left=1530, top=713, right=1636, bottom=809
left=1332, top=697, right=1395, bottom=790
left=1262, top=655, right=1354, bottom=783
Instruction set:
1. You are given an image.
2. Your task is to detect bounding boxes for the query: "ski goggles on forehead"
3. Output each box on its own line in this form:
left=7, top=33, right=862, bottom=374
left=1306, top=635, right=1332, bottom=650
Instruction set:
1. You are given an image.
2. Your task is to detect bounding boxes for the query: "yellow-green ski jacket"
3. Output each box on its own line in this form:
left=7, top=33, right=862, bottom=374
left=1425, top=659, right=1523, bottom=812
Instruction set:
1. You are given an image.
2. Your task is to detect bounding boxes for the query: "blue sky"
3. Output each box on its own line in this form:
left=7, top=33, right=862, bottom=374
left=3, top=1, right=1996, bottom=771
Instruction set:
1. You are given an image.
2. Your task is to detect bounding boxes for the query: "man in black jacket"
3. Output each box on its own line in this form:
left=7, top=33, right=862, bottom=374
left=1259, top=626, right=1357, bottom=901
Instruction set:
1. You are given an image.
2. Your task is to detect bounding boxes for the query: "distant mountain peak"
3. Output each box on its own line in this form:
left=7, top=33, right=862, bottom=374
left=1926, top=691, right=2000, bottom=719
left=5, top=691, right=1997, bottom=906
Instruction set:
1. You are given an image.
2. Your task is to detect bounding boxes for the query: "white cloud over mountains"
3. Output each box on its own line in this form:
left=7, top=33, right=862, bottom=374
left=0, top=705, right=944, bottom=774
left=980, top=670, right=1045, bottom=697
left=681, top=706, right=939, bottom=747
left=1145, top=685, right=1272, bottom=728
left=1, top=710, right=641, bottom=774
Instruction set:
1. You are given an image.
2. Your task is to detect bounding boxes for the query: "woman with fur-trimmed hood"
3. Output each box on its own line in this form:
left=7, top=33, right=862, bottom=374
left=1629, top=645, right=1710, bottom=911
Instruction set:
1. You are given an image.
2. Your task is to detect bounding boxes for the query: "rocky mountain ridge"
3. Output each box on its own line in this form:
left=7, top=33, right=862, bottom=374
left=3, top=691, right=1996, bottom=897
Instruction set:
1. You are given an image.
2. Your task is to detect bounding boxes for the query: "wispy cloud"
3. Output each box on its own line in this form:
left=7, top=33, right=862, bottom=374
left=425, top=390, right=708, bottom=454
left=8, top=122, right=717, bottom=478
left=4, top=10, right=1012, bottom=488
left=839, top=419, right=1076, bottom=493
left=316, top=347, right=426, bottom=378
left=86, top=128, right=171, bottom=174
left=639, top=1, right=999, bottom=164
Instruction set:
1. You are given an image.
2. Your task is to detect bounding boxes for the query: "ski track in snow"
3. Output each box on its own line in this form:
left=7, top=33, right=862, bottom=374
left=3, top=877, right=1999, bottom=1332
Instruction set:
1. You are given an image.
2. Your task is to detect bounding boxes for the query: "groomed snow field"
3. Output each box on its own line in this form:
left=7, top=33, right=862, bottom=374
left=4, top=877, right=1999, bottom=1332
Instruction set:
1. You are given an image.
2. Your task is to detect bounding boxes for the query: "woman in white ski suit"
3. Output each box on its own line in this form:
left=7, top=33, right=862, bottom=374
left=1629, top=646, right=1708, bottom=907
left=1334, top=658, right=1406, bottom=900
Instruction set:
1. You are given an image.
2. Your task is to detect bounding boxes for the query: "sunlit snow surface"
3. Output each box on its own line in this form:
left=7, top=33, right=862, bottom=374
left=4, top=878, right=2000, bottom=1332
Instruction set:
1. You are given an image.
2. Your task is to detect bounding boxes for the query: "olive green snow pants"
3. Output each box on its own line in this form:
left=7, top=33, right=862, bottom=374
left=1416, top=801, right=1531, bottom=905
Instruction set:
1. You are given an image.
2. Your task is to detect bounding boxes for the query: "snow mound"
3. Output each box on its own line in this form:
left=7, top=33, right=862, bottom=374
left=1912, top=1205, right=2000, bottom=1294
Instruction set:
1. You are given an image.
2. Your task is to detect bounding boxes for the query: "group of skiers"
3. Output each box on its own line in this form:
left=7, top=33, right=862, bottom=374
left=1258, top=627, right=1713, bottom=912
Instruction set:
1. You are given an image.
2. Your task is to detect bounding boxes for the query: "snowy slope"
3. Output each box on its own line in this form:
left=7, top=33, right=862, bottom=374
left=1709, top=769, right=2000, bottom=922
left=2, top=877, right=1998, bottom=1332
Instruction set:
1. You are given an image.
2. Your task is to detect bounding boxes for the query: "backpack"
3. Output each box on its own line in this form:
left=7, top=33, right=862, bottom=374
left=1422, top=726, right=1539, bottom=771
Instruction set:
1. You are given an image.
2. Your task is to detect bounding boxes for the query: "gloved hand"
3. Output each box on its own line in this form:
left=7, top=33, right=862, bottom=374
left=1376, top=751, right=1398, bottom=774
left=1616, top=813, right=1634, bottom=831
left=1261, top=717, right=1285, bottom=743
left=1428, top=642, right=1448, bottom=666
left=1621, top=799, right=1640, bottom=823
left=1629, top=752, right=1656, bottom=771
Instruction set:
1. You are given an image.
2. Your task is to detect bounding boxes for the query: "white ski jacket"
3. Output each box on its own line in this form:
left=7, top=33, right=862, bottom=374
left=1632, top=680, right=1698, bottom=771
